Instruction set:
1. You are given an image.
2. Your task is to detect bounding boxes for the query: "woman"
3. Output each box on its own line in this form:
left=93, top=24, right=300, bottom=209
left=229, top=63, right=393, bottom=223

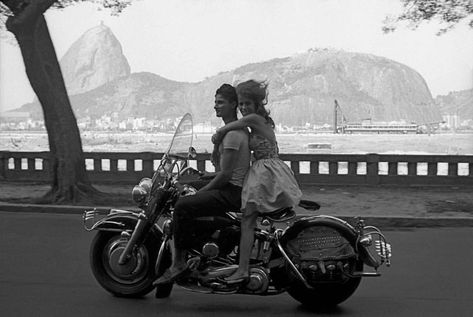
left=212, top=79, right=302, bottom=284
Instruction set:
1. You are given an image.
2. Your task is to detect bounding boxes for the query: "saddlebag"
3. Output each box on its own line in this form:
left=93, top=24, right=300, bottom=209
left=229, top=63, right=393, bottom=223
left=285, top=226, right=356, bottom=262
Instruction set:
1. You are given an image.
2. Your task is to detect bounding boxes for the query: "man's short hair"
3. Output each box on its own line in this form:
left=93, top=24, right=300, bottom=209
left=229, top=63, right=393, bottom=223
left=216, top=84, right=238, bottom=104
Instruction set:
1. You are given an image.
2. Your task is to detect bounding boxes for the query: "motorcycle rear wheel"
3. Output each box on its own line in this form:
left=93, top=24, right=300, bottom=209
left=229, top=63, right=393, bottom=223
left=287, top=261, right=362, bottom=308
left=90, top=231, right=172, bottom=298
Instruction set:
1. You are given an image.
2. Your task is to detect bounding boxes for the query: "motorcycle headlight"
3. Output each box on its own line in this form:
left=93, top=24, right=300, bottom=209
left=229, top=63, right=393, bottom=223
left=132, top=185, right=149, bottom=205
left=139, top=178, right=152, bottom=192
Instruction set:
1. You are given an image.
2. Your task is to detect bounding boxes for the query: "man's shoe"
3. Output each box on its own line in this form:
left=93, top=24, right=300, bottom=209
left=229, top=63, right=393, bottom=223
left=153, top=267, right=189, bottom=286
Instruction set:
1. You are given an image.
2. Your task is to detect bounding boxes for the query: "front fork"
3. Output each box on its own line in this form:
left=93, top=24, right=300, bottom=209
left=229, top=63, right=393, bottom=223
left=155, top=234, right=171, bottom=275
left=118, top=213, right=149, bottom=265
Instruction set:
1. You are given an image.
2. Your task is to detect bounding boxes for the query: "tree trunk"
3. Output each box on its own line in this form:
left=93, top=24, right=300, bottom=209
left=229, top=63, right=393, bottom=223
left=3, top=0, right=101, bottom=204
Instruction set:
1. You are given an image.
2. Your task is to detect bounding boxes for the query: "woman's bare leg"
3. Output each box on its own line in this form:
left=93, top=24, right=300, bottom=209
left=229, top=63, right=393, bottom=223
left=226, top=210, right=258, bottom=281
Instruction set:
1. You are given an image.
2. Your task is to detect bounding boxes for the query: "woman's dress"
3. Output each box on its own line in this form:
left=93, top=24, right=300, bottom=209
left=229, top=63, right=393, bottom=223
left=241, top=134, right=302, bottom=213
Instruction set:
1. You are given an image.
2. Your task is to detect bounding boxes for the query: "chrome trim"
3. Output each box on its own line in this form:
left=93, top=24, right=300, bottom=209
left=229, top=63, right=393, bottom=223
left=356, top=225, right=392, bottom=267
left=89, top=221, right=126, bottom=231
left=349, top=271, right=381, bottom=277
left=110, top=209, right=142, bottom=217
left=83, top=208, right=141, bottom=232
left=283, top=215, right=357, bottom=236
left=155, top=236, right=170, bottom=275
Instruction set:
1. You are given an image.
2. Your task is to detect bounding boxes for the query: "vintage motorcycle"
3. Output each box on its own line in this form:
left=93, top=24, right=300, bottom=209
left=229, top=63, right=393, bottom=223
left=83, top=113, right=392, bottom=308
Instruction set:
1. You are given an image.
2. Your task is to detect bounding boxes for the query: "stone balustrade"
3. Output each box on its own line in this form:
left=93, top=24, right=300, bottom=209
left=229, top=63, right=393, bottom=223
left=1, top=151, right=472, bottom=186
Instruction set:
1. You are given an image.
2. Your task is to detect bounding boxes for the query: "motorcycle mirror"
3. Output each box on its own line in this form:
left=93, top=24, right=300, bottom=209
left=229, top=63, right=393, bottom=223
left=188, top=146, right=197, bottom=159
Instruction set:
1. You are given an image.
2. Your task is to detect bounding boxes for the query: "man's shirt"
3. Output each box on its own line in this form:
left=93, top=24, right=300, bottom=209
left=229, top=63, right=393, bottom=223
left=219, top=130, right=250, bottom=187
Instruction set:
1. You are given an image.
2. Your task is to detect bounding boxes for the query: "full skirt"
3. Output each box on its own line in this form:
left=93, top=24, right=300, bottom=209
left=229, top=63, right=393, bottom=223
left=242, top=158, right=302, bottom=214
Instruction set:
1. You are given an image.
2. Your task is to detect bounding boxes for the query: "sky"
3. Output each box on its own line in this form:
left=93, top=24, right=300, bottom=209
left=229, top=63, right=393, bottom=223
left=1, top=0, right=472, bottom=112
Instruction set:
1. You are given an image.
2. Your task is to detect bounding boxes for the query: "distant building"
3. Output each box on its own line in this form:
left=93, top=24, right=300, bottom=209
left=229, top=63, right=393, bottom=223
left=194, top=121, right=213, bottom=133
left=442, top=114, right=460, bottom=129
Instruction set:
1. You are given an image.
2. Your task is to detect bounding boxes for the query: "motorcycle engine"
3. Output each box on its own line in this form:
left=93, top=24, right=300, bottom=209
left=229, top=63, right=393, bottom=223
left=215, top=225, right=240, bottom=256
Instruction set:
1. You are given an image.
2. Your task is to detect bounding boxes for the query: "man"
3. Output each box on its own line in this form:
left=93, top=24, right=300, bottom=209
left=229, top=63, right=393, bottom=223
left=154, top=84, right=250, bottom=285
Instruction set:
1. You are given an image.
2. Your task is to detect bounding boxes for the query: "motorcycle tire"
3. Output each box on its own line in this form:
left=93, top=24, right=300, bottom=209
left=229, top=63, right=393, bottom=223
left=287, top=260, right=363, bottom=308
left=90, top=231, right=172, bottom=298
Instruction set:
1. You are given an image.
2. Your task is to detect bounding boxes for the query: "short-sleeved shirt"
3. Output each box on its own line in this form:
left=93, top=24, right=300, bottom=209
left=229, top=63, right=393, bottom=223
left=219, top=130, right=250, bottom=187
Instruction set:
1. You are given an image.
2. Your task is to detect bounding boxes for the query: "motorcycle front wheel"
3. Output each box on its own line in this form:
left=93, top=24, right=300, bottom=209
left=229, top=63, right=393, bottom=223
left=90, top=231, right=172, bottom=298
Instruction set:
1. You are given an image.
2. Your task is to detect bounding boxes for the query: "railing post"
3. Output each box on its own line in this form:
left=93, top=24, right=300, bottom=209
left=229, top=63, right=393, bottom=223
left=14, top=157, right=21, bottom=171
left=310, top=161, right=319, bottom=175
left=427, top=162, right=437, bottom=176
left=0, top=152, right=6, bottom=179
left=290, top=161, right=299, bottom=175
left=94, top=158, right=101, bottom=172
left=348, top=161, right=357, bottom=175
left=448, top=162, right=458, bottom=176
left=328, top=161, right=338, bottom=175
left=388, top=162, right=397, bottom=175
left=143, top=159, right=153, bottom=175
left=366, top=153, right=379, bottom=185
left=408, top=162, right=417, bottom=176
left=127, top=159, right=134, bottom=172
left=28, top=158, right=35, bottom=172
left=110, top=159, right=118, bottom=173
left=197, top=159, right=206, bottom=171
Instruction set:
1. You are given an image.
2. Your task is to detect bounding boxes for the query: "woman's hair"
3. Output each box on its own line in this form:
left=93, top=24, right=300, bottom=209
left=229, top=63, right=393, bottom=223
left=236, top=80, right=275, bottom=128
left=215, top=83, right=238, bottom=105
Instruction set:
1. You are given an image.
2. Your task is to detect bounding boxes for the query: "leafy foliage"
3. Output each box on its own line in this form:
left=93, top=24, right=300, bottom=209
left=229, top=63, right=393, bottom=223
left=383, top=0, right=473, bottom=35
left=0, top=0, right=133, bottom=31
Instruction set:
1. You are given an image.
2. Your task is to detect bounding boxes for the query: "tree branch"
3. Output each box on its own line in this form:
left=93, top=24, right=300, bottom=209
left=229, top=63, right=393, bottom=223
left=4, top=0, right=57, bottom=33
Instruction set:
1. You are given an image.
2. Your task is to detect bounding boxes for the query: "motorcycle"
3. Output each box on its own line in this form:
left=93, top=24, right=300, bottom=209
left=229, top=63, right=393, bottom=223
left=83, top=113, right=392, bottom=308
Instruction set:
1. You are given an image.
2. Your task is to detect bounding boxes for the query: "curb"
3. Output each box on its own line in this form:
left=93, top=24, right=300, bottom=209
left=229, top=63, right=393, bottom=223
left=1, top=202, right=472, bottom=228
left=0, top=202, right=139, bottom=214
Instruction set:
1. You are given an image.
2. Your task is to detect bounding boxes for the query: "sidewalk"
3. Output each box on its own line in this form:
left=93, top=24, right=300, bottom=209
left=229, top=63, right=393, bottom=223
left=1, top=181, right=472, bottom=227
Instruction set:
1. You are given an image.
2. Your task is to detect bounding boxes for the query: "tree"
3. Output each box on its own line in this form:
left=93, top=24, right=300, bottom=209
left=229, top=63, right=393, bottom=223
left=0, top=0, right=131, bottom=204
left=384, top=0, right=473, bottom=35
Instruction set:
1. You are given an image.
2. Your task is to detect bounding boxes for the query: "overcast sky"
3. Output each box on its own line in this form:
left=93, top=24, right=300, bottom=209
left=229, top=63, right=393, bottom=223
left=1, top=0, right=472, bottom=112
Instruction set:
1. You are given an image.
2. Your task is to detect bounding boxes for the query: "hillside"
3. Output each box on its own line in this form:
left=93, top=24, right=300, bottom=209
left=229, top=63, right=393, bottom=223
left=16, top=25, right=445, bottom=126
left=435, top=88, right=473, bottom=120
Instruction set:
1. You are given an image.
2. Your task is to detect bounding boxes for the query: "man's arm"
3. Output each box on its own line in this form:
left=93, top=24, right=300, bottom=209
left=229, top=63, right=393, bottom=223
left=199, top=147, right=239, bottom=191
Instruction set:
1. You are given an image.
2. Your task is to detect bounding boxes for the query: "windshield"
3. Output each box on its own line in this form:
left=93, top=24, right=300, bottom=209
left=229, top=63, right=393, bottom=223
left=166, top=113, right=193, bottom=156
left=152, top=113, right=193, bottom=184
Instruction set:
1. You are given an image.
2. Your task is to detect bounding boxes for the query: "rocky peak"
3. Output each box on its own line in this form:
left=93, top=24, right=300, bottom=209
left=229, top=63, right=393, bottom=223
left=59, top=22, right=131, bottom=95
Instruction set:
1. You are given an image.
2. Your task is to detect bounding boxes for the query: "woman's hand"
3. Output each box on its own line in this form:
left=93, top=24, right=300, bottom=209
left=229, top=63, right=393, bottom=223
left=213, top=129, right=227, bottom=145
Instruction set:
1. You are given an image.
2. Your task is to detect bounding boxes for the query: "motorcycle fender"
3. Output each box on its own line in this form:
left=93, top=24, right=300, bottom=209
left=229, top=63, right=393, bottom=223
left=91, top=212, right=163, bottom=238
left=281, top=215, right=358, bottom=246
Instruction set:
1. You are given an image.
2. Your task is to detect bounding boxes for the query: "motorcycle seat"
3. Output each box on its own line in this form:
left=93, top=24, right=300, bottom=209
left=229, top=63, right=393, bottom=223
left=261, top=207, right=296, bottom=222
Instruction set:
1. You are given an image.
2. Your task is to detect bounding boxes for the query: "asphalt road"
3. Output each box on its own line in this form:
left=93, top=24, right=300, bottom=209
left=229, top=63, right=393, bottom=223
left=1, top=211, right=472, bottom=317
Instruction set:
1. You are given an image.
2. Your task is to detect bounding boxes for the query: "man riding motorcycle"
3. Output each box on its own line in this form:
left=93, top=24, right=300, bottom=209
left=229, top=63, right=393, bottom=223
left=154, top=83, right=250, bottom=286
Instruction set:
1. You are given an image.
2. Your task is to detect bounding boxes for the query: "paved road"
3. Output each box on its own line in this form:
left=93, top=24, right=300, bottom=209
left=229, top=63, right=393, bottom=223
left=1, top=211, right=472, bottom=317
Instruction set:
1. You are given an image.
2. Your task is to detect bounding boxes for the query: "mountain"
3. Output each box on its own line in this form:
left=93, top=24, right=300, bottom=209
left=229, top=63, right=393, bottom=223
left=70, top=72, right=190, bottom=120
left=435, top=88, right=473, bottom=121
left=186, top=48, right=442, bottom=125
left=59, top=22, right=130, bottom=95
left=17, top=24, right=445, bottom=126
